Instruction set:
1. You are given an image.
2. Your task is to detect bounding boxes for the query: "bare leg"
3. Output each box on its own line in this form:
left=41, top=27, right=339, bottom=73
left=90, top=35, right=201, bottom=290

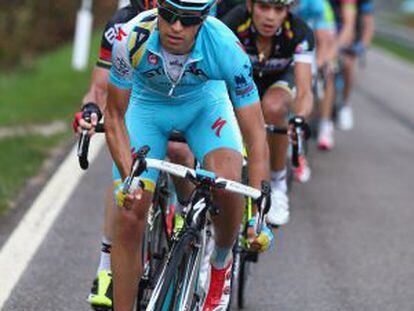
left=167, top=142, right=195, bottom=203
left=261, top=87, right=293, bottom=172
left=112, top=192, right=152, bottom=311
left=203, top=148, right=244, bottom=250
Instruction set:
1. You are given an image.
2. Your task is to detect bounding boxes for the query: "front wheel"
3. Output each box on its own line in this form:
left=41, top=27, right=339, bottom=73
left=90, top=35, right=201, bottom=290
left=150, top=231, right=202, bottom=311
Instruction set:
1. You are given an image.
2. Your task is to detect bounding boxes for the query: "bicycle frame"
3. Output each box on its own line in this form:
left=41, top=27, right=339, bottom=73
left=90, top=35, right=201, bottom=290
left=125, top=146, right=269, bottom=311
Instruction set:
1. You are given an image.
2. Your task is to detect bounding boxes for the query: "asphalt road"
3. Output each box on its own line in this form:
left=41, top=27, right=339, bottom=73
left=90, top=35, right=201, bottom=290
left=2, top=49, right=414, bottom=311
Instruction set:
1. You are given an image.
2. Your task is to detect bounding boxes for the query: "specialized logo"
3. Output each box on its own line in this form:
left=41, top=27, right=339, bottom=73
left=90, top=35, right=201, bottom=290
left=212, top=117, right=227, bottom=138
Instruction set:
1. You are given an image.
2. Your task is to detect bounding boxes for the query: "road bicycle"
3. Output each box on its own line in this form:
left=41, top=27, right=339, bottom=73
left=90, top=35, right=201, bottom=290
left=124, top=146, right=271, bottom=311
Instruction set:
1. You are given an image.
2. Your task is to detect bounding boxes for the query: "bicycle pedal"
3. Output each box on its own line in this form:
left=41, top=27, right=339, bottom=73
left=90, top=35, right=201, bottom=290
left=91, top=305, right=112, bottom=311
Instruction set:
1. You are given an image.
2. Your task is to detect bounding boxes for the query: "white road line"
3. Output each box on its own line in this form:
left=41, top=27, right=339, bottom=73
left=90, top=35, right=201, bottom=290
left=0, top=135, right=105, bottom=309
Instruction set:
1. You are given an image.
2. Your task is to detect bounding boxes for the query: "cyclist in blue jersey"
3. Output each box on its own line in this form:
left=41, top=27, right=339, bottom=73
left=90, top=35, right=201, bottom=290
left=340, top=0, right=374, bottom=130
left=295, top=0, right=338, bottom=149
left=106, top=1, right=271, bottom=310
left=329, top=0, right=358, bottom=130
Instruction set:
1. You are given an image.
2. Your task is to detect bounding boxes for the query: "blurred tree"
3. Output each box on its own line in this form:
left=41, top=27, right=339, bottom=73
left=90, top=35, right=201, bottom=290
left=0, top=0, right=116, bottom=69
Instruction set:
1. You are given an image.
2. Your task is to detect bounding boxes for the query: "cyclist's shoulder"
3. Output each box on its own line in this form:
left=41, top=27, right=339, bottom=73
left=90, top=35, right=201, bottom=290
left=298, top=0, right=325, bottom=12
left=202, top=16, right=241, bottom=47
left=357, top=0, right=374, bottom=13
left=116, top=9, right=157, bottom=48
left=107, top=5, right=138, bottom=25
left=220, top=4, right=249, bottom=32
left=200, top=18, right=248, bottom=72
left=287, top=13, right=314, bottom=39
left=121, top=8, right=157, bottom=32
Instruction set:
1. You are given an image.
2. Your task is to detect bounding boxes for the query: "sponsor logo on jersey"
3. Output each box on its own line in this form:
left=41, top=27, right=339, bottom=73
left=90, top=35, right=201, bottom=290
left=116, top=28, right=127, bottom=41
left=212, top=117, right=227, bottom=138
left=114, top=56, right=130, bottom=77
left=148, top=53, right=158, bottom=65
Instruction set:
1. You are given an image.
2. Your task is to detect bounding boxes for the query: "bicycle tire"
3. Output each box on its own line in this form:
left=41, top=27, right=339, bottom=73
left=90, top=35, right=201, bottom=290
left=237, top=252, right=249, bottom=309
left=152, top=231, right=202, bottom=311
left=137, top=173, right=172, bottom=310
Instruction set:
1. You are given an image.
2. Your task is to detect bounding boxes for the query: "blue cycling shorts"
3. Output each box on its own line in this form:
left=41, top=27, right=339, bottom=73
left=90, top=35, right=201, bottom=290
left=112, top=94, right=243, bottom=189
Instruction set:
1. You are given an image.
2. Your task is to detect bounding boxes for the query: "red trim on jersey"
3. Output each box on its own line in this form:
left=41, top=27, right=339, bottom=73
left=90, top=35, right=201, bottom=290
left=99, top=47, right=112, bottom=62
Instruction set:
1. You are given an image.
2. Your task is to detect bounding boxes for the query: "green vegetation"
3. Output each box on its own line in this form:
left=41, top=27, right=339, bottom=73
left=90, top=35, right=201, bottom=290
left=0, top=34, right=101, bottom=126
left=0, top=133, right=70, bottom=214
left=373, top=35, right=414, bottom=64
left=0, top=34, right=101, bottom=214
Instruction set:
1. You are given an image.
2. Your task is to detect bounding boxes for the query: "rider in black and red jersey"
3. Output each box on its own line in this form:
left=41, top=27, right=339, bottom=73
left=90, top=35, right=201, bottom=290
left=72, top=1, right=157, bottom=310
left=223, top=0, right=315, bottom=226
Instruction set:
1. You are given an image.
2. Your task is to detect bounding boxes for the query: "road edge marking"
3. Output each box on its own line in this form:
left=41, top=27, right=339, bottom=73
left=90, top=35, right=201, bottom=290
left=0, top=135, right=105, bottom=308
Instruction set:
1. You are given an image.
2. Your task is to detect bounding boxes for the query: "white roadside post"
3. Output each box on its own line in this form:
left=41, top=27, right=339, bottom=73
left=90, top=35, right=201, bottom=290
left=118, top=0, right=130, bottom=9
left=72, top=0, right=94, bottom=71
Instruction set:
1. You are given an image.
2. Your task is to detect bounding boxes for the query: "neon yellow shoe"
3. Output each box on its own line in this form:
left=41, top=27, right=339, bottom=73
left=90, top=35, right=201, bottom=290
left=87, top=270, right=113, bottom=310
left=173, top=214, right=185, bottom=235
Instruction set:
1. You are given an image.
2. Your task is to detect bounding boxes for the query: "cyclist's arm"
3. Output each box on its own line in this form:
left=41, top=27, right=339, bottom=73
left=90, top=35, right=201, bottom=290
left=106, top=27, right=134, bottom=180
left=294, top=62, right=313, bottom=118
left=293, top=28, right=315, bottom=118
left=236, top=103, right=270, bottom=189
left=338, top=1, right=357, bottom=47
left=315, top=28, right=335, bottom=67
left=217, top=35, right=269, bottom=188
left=82, top=67, right=110, bottom=111
left=106, top=84, right=132, bottom=180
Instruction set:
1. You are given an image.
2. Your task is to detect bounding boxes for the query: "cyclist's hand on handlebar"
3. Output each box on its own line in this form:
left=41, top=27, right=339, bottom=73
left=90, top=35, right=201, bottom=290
left=72, top=102, right=102, bottom=136
left=288, top=116, right=311, bottom=141
left=247, top=219, right=275, bottom=253
left=114, top=180, right=143, bottom=210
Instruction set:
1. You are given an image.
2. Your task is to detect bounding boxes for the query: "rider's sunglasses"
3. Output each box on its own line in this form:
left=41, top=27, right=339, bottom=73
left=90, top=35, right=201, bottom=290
left=158, top=6, right=205, bottom=27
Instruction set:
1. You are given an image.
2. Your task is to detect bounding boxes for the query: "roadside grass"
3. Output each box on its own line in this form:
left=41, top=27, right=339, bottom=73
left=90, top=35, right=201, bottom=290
left=0, top=133, right=70, bottom=214
left=373, top=35, right=414, bottom=64
left=0, top=34, right=101, bottom=214
left=0, top=34, right=100, bottom=126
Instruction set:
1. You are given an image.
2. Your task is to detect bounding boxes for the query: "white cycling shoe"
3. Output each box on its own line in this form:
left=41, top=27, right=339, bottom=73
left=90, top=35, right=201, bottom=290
left=318, top=120, right=335, bottom=151
left=267, top=189, right=290, bottom=226
left=337, top=106, right=354, bottom=131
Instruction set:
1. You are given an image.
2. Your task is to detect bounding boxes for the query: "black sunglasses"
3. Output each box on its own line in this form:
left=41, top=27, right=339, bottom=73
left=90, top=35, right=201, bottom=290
left=158, top=6, right=206, bottom=27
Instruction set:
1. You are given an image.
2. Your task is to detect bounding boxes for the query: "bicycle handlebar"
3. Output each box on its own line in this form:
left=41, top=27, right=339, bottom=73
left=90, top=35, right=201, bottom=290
left=124, top=146, right=270, bottom=235
left=77, top=121, right=105, bottom=170
left=133, top=158, right=262, bottom=200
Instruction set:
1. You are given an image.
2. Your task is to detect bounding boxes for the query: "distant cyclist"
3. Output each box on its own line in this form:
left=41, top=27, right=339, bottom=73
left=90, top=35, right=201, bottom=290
left=329, top=0, right=358, bottom=130
left=294, top=0, right=338, bottom=150
left=106, top=0, right=272, bottom=310
left=72, top=1, right=159, bottom=310
left=223, top=0, right=315, bottom=225
left=341, top=0, right=374, bottom=130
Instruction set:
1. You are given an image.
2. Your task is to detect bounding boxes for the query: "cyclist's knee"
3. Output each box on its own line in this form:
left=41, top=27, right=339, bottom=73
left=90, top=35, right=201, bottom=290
left=262, top=88, right=291, bottom=123
left=167, top=142, right=193, bottom=167
left=204, top=149, right=242, bottom=183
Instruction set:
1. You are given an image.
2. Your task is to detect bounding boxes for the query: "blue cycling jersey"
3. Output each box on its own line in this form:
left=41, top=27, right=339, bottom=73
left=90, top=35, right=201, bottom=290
left=110, top=9, right=259, bottom=108
left=294, top=0, right=335, bottom=31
